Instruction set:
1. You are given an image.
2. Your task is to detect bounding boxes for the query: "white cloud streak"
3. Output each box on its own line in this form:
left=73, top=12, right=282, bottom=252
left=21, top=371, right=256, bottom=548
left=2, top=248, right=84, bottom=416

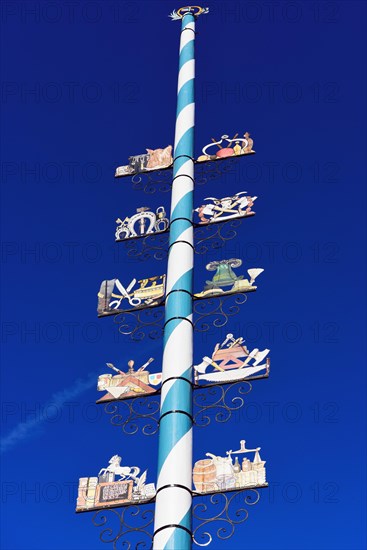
left=1, top=372, right=97, bottom=454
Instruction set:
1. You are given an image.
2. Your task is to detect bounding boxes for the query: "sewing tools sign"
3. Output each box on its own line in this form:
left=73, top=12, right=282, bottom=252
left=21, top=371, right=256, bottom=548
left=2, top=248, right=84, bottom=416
left=97, top=275, right=166, bottom=314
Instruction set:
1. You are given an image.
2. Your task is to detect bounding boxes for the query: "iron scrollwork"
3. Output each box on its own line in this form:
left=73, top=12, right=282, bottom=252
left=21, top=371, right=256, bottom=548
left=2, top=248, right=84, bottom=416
left=131, top=170, right=173, bottom=194
left=120, top=219, right=244, bottom=263
left=192, top=489, right=260, bottom=547
left=92, top=505, right=154, bottom=549
left=192, top=489, right=260, bottom=546
left=104, top=397, right=160, bottom=436
left=103, top=382, right=253, bottom=435
left=193, top=381, right=252, bottom=427
left=193, top=292, right=248, bottom=332
left=127, top=155, right=255, bottom=194
left=194, top=157, right=242, bottom=186
left=124, top=231, right=170, bottom=261
left=111, top=291, right=251, bottom=342
left=129, top=158, right=238, bottom=193
left=114, top=308, right=165, bottom=342
left=112, top=293, right=249, bottom=341
left=194, top=219, right=243, bottom=254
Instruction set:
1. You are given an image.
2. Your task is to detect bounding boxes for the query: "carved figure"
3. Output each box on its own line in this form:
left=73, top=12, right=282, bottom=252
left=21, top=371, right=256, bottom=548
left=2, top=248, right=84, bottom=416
left=98, top=455, right=141, bottom=482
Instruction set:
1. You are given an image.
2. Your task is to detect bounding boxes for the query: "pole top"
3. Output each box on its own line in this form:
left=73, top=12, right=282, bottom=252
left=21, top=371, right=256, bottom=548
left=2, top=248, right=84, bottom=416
left=169, top=6, right=209, bottom=20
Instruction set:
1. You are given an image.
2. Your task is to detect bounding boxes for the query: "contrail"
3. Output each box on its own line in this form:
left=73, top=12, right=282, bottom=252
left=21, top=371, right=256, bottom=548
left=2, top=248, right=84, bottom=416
left=0, top=372, right=97, bottom=454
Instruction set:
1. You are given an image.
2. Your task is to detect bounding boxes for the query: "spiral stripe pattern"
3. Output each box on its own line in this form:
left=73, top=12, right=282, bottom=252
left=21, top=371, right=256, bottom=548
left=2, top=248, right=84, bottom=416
left=153, top=12, right=196, bottom=550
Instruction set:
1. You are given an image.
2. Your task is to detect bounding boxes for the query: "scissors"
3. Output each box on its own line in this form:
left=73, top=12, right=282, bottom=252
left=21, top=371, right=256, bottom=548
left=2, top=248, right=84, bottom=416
left=109, top=279, right=142, bottom=309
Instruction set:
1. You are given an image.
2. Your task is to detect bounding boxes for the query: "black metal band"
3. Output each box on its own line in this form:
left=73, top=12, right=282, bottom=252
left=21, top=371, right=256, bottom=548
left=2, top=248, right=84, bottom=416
left=173, top=154, right=194, bottom=162
left=172, top=173, right=195, bottom=184
left=161, top=376, right=194, bottom=388
left=164, top=316, right=195, bottom=329
left=165, top=289, right=193, bottom=299
left=159, top=410, right=194, bottom=423
left=181, top=27, right=197, bottom=34
left=156, top=484, right=193, bottom=496
left=170, top=217, right=194, bottom=226
left=168, top=240, right=195, bottom=252
left=154, top=524, right=192, bottom=538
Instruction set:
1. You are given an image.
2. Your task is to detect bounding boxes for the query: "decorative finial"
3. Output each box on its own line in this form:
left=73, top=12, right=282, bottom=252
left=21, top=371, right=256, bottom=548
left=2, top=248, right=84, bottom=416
left=169, top=6, right=209, bottom=20
left=128, top=359, right=135, bottom=373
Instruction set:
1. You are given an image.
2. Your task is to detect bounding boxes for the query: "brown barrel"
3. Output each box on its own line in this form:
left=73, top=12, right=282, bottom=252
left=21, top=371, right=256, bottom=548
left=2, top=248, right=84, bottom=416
left=193, top=459, right=217, bottom=493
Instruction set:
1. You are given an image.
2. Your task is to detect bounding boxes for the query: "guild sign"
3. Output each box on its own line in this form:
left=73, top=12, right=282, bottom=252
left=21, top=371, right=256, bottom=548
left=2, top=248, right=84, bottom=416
left=194, top=333, right=270, bottom=384
left=115, top=146, right=173, bottom=177
left=116, top=206, right=169, bottom=241
left=97, top=358, right=162, bottom=403
left=76, top=455, right=156, bottom=512
left=97, top=275, right=166, bottom=314
left=196, top=133, right=254, bottom=163
left=194, top=259, right=264, bottom=299
left=195, top=192, right=256, bottom=224
left=193, top=439, right=267, bottom=494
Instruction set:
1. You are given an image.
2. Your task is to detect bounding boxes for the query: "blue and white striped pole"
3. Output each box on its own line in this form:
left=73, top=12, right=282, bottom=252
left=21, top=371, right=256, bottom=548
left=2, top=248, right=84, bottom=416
left=153, top=7, right=207, bottom=550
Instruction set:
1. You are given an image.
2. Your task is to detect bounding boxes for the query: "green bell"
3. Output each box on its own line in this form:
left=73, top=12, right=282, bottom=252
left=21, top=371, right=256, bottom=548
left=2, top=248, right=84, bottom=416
left=204, top=259, right=243, bottom=290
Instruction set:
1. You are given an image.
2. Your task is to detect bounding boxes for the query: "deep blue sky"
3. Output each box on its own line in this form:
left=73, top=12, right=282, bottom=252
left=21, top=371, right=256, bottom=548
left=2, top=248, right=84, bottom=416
left=1, top=1, right=366, bottom=549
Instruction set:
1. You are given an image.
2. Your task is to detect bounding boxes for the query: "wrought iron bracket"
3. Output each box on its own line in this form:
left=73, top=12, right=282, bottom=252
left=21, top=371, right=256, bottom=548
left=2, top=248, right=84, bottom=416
left=101, top=376, right=268, bottom=436
left=119, top=231, right=170, bottom=262
left=193, top=292, right=251, bottom=333
left=103, top=396, right=161, bottom=436
left=192, top=487, right=263, bottom=547
left=122, top=153, right=255, bottom=194
left=92, top=503, right=154, bottom=549
left=108, top=291, right=252, bottom=341
left=193, top=381, right=253, bottom=427
left=117, top=216, right=253, bottom=262
left=105, top=291, right=253, bottom=341
left=91, top=486, right=265, bottom=548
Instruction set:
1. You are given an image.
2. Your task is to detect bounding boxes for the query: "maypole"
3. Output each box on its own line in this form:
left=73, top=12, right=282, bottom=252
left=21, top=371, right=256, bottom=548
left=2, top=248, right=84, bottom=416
left=153, top=6, right=204, bottom=550
left=77, top=5, right=270, bottom=550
